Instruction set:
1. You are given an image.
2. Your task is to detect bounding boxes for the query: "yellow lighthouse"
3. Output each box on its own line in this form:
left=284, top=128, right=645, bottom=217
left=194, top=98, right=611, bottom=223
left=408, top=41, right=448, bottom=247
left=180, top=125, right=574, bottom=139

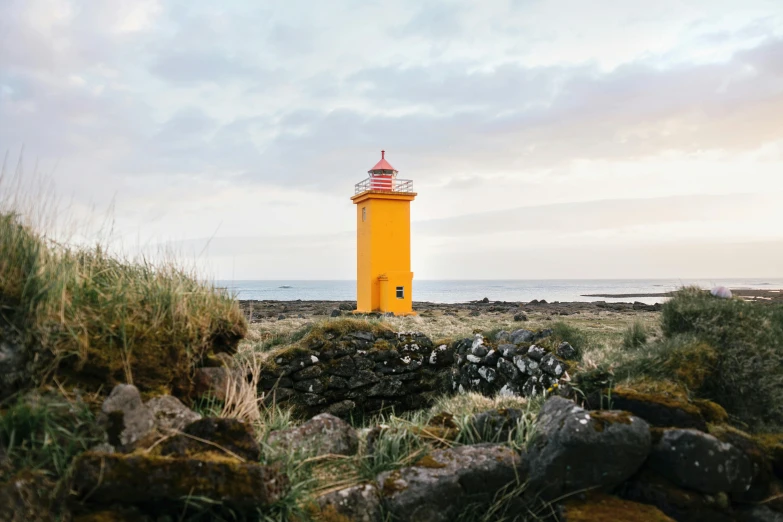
left=351, top=150, right=417, bottom=315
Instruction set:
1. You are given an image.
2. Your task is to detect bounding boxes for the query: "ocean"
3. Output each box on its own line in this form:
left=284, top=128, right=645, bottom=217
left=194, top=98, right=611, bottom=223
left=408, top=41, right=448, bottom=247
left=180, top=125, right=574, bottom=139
left=217, top=278, right=783, bottom=305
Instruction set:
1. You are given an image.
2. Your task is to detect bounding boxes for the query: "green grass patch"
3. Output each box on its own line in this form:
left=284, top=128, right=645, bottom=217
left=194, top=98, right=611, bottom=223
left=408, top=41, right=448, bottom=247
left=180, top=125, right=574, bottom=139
left=0, top=392, right=104, bottom=482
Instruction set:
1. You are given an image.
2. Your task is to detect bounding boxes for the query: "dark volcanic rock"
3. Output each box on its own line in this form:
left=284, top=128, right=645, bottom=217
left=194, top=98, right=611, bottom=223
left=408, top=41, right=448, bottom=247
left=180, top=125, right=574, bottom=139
left=527, top=396, right=651, bottom=500
left=527, top=345, right=546, bottom=361
left=468, top=408, right=525, bottom=442
left=648, top=428, right=754, bottom=495
left=160, top=417, right=261, bottom=461
left=193, top=366, right=232, bottom=401
left=556, top=341, right=578, bottom=360
left=315, top=484, right=382, bottom=522
left=509, top=329, right=535, bottom=344
left=267, top=413, right=358, bottom=457
left=145, top=395, right=201, bottom=432
left=621, top=469, right=736, bottom=522
left=377, top=444, right=525, bottom=522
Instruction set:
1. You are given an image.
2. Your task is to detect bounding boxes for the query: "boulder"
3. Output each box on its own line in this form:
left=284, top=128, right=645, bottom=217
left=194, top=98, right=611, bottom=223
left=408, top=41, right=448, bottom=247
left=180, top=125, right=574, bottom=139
left=377, top=444, right=525, bottom=522
left=556, top=342, right=578, bottom=360
left=315, top=484, right=382, bottom=522
left=648, top=428, right=754, bottom=495
left=71, top=452, right=288, bottom=513
left=160, top=417, right=261, bottom=461
left=495, top=330, right=510, bottom=342
left=192, top=366, right=232, bottom=401
left=559, top=492, right=675, bottom=522
left=607, top=389, right=707, bottom=431
left=470, top=335, right=487, bottom=356
left=621, top=469, right=735, bottom=522
left=513, top=312, right=528, bottom=322
left=527, top=345, right=546, bottom=361
left=330, top=309, right=342, bottom=317
left=99, top=384, right=155, bottom=449
left=267, top=413, right=358, bottom=457
left=497, top=344, right=518, bottom=358
left=509, top=329, right=535, bottom=344
left=468, top=408, right=525, bottom=442
left=527, top=396, right=651, bottom=500
left=145, top=395, right=201, bottom=432
left=709, top=424, right=775, bottom=502
left=324, top=399, right=357, bottom=418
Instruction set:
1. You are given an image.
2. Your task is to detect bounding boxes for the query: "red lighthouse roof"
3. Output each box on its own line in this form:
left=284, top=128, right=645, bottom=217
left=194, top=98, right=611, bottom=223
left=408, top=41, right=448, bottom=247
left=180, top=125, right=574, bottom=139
left=368, top=150, right=397, bottom=174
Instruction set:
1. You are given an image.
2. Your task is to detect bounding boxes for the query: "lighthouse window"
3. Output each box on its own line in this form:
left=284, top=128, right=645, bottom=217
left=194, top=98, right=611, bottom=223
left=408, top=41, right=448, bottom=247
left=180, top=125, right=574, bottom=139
left=396, top=286, right=404, bottom=299
left=362, top=207, right=366, bottom=222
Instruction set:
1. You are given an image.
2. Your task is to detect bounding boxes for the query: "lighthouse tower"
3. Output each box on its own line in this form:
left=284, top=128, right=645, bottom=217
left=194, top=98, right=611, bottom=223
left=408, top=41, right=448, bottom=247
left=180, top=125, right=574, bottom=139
left=351, top=151, right=417, bottom=315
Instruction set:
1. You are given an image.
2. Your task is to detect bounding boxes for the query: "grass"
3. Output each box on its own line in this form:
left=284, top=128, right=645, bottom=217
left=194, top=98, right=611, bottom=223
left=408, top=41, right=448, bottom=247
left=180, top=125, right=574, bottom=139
left=614, top=288, right=783, bottom=431
left=621, top=321, right=648, bottom=350
left=0, top=391, right=104, bottom=483
left=0, top=183, right=247, bottom=396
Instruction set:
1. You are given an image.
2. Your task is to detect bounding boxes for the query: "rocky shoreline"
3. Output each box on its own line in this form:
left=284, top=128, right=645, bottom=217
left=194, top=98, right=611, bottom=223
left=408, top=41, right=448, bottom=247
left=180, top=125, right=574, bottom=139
left=239, top=298, right=661, bottom=322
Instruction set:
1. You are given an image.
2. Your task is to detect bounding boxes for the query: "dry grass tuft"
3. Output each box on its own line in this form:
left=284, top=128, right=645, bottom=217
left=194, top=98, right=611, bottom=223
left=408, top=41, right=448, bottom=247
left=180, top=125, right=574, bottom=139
left=0, top=163, right=247, bottom=396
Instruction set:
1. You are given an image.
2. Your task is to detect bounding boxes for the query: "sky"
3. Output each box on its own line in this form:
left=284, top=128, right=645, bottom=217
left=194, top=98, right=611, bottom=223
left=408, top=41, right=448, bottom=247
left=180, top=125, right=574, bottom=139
left=2, top=0, right=783, bottom=280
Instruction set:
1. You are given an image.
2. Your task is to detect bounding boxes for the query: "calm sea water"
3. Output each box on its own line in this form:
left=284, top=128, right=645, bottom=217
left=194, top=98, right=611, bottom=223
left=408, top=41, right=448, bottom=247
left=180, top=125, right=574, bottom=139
left=217, top=279, right=783, bottom=305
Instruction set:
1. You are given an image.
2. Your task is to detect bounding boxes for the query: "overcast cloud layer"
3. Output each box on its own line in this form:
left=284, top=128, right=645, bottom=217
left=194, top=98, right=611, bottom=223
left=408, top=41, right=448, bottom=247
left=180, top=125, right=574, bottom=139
left=2, top=0, right=783, bottom=279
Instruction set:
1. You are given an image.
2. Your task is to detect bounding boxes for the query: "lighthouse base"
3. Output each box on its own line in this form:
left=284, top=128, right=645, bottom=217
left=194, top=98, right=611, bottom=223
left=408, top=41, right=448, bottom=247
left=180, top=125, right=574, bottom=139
left=355, top=272, right=415, bottom=316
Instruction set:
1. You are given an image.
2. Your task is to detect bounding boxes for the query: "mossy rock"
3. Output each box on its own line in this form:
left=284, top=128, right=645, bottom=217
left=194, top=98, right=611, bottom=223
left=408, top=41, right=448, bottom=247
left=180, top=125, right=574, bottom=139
left=755, top=433, right=783, bottom=479
left=708, top=424, right=776, bottom=501
left=560, top=492, right=675, bottom=522
left=692, top=399, right=728, bottom=424
left=609, top=387, right=707, bottom=431
left=70, top=452, right=288, bottom=514
left=0, top=471, right=54, bottom=522
left=159, top=417, right=261, bottom=461
left=72, top=508, right=149, bottom=522
left=621, top=469, right=734, bottom=522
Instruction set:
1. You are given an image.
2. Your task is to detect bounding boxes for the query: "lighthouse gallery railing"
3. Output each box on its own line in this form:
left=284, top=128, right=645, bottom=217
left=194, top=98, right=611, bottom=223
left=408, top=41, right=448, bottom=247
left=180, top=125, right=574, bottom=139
left=354, top=178, right=414, bottom=194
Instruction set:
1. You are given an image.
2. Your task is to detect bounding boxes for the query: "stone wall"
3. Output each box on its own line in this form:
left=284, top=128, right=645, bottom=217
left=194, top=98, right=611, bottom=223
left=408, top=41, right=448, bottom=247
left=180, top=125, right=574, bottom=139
left=452, top=329, right=579, bottom=398
left=258, top=327, right=455, bottom=417
left=255, top=324, right=579, bottom=417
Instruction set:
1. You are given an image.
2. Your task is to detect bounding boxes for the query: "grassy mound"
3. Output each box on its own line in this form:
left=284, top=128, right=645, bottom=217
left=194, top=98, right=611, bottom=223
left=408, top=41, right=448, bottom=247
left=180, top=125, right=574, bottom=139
left=0, top=210, right=247, bottom=396
left=617, top=287, right=783, bottom=431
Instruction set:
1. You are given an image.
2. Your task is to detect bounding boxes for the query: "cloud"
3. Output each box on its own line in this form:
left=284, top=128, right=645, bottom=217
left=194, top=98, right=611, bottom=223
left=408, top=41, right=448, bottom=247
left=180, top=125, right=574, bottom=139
left=415, top=193, right=774, bottom=237
left=150, top=50, right=259, bottom=84
left=2, top=0, right=783, bottom=279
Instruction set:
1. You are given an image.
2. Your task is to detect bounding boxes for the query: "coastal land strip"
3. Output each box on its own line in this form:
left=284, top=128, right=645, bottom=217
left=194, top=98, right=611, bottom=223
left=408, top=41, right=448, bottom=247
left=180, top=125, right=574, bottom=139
left=239, top=288, right=783, bottom=324
left=582, top=288, right=783, bottom=301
